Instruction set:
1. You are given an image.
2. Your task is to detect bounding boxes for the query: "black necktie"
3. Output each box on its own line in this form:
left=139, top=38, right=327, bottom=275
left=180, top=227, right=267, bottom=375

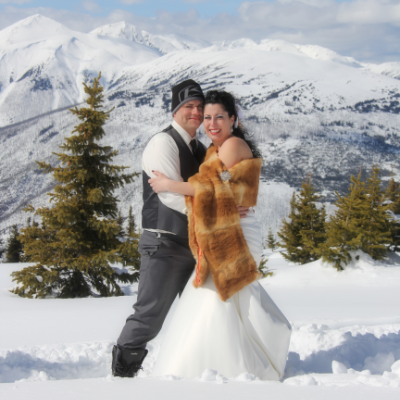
left=190, top=139, right=202, bottom=164
left=190, top=139, right=198, bottom=154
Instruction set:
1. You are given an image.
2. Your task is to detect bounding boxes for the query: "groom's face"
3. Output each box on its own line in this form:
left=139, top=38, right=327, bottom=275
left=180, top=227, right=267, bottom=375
left=173, top=100, right=204, bottom=137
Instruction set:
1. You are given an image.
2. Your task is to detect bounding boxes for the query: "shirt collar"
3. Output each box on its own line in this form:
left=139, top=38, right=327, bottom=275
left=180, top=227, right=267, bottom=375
left=172, top=120, right=197, bottom=146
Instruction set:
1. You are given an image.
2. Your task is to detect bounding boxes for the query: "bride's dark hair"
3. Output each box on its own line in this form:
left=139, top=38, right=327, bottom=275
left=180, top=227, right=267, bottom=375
left=204, top=90, right=262, bottom=159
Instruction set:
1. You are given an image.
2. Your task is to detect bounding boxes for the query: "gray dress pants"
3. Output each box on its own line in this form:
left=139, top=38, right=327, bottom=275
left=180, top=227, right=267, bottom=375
left=117, top=230, right=195, bottom=349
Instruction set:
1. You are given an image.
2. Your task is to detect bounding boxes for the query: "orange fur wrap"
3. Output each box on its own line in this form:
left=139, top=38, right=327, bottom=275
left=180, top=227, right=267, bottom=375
left=185, top=145, right=263, bottom=301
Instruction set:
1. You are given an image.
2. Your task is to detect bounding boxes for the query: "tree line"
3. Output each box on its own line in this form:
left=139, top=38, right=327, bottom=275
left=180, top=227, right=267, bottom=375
left=266, top=168, right=400, bottom=270
left=2, top=73, right=399, bottom=298
left=3, top=207, right=139, bottom=264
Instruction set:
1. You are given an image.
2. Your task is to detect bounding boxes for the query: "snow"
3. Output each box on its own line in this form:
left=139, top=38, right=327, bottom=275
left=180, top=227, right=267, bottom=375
left=332, top=360, right=348, bottom=374
left=215, top=39, right=363, bottom=69
left=0, top=14, right=160, bottom=126
left=0, top=249, right=399, bottom=398
left=90, top=22, right=211, bottom=55
left=363, top=62, right=400, bottom=80
left=1, top=14, right=399, bottom=128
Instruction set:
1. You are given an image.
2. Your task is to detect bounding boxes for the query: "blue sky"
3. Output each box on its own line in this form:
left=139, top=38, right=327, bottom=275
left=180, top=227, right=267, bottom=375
left=0, top=0, right=399, bottom=63
left=1, top=1, right=354, bottom=19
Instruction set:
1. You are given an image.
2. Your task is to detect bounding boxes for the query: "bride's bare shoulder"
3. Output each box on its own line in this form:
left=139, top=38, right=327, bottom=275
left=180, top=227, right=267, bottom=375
left=218, top=137, right=253, bottom=168
left=220, top=137, right=253, bottom=157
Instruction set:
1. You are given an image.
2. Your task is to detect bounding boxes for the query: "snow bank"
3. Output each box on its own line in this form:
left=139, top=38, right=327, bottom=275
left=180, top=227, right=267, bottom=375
left=267, top=249, right=400, bottom=288
left=1, top=253, right=399, bottom=397
left=286, top=324, right=400, bottom=377
left=1, top=324, right=399, bottom=388
left=0, top=342, right=111, bottom=383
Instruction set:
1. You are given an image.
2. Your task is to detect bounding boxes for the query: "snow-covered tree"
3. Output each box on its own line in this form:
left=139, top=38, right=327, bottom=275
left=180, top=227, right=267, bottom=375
left=12, top=73, right=140, bottom=298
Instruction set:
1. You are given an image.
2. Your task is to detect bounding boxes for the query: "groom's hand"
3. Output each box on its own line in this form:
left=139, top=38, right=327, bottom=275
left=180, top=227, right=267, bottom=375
left=149, top=170, right=170, bottom=193
left=238, top=206, right=250, bottom=218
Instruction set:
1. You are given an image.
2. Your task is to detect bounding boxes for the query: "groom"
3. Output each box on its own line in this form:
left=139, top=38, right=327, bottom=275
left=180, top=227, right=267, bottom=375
left=112, top=79, right=207, bottom=377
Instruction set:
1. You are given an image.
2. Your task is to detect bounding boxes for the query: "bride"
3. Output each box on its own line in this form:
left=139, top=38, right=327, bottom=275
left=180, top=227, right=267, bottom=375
left=148, top=90, right=292, bottom=380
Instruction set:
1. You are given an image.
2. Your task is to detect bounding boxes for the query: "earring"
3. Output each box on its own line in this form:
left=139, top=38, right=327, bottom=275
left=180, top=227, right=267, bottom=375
left=231, top=126, right=233, bottom=133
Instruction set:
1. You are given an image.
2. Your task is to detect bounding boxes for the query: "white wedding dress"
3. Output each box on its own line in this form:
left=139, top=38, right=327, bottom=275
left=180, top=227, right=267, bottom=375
left=152, top=212, right=292, bottom=380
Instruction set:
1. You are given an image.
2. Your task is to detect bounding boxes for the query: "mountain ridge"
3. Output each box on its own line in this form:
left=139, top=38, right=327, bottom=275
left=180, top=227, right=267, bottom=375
left=90, top=21, right=211, bottom=55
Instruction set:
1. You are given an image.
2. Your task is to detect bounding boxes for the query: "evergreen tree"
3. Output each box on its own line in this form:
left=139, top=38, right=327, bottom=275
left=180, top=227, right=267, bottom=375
left=0, top=237, right=4, bottom=260
left=278, top=192, right=302, bottom=261
left=116, top=210, right=125, bottom=237
left=317, top=172, right=366, bottom=270
left=258, top=255, right=273, bottom=278
left=127, top=205, right=136, bottom=237
left=12, top=73, right=140, bottom=298
left=121, top=206, right=141, bottom=272
left=385, top=173, right=400, bottom=215
left=359, top=165, right=391, bottom=259
left=20, top=218, right=39, bottom=262
left=5, top=225, right=23, bottom=263
left=385, top=174, right=400, bottom=252
left=389, top=215, right=400, bottom=252
left=278, top=177, right=326, bottom=264
left=318, top=167, right=391, bottom=270
left=266, top=228, right=278, bottom=251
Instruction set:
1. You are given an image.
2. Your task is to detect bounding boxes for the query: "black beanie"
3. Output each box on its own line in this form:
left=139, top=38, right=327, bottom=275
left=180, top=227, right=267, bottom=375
left=171, top=79, right=204, bottom=114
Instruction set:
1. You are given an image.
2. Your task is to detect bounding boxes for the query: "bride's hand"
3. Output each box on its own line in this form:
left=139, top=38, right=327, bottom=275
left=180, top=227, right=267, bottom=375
left=149, top=171, right=171, bottom=193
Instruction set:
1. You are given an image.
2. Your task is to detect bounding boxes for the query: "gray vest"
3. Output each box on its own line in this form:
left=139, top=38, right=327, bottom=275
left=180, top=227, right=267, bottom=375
left=142, top=125, right=206, bottom=239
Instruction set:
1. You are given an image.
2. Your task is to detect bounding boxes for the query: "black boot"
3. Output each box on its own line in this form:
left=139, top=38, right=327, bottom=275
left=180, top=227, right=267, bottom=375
left=112, top=345, right=148, bottom=378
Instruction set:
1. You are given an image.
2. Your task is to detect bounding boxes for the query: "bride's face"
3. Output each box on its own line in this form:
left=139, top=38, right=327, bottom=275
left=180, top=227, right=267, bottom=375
left=203, top=103, right=235, bottom=147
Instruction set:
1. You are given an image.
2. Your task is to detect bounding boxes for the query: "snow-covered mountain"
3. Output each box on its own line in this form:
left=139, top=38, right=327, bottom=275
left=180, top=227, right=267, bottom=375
left=90, top=21, right=211, bottom=54
left=363, top=62, right=400, bottom=80
left=1, top=15, right=400, bottom=239
left=214, top=39, right=363, bottom=69
left=0, top=15, right=160, bottom=126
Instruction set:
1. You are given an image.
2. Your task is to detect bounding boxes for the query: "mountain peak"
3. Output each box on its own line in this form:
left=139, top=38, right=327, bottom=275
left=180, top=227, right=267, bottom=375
left=0, top=14, right=74, bottom=45
left=6, top=14, right=67, bottom=31
left=90, top=22, right=143, bottom=42
left=90, top=21, right=210, bottom=54
left=19, top=14, right=49, bottom=24
left=294, top=44, right=362, bottom=68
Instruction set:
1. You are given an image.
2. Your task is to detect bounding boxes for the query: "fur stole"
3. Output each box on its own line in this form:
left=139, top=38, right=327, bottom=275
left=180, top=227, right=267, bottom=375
left=185, top=145, right=263, bottom=301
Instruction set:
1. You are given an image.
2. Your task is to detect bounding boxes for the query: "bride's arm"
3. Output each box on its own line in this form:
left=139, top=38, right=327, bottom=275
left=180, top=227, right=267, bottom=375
left=150, top=171, right=249, bottom=218
left=149, top=171, right=195, bottom=197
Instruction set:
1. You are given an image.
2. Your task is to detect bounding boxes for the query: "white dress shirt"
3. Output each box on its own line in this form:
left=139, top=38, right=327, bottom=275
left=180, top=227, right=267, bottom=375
left=142, top=120, right=198, bottom=233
